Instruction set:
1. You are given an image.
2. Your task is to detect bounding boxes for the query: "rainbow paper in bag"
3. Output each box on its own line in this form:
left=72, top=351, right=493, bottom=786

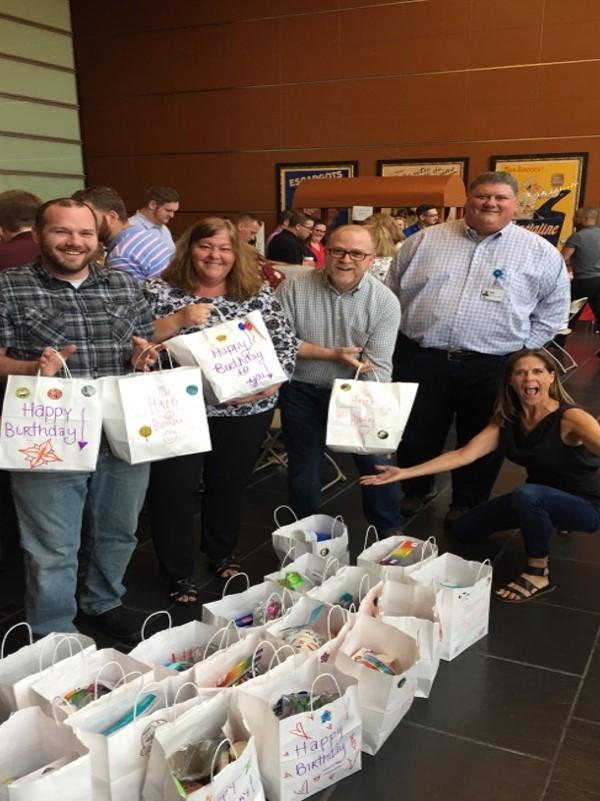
left=216, top=646, right=263, bottom=687
left=380, top=539, right=420, bottom=565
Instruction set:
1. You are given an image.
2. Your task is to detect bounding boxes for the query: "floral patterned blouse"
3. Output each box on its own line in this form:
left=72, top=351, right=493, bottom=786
left=144, top=279, right=298, bottom=417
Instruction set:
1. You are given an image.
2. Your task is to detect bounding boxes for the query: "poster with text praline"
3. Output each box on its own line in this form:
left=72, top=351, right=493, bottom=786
left=490, top=152, right=588, bottom=245
left=276, top=161, right=358, bottom=225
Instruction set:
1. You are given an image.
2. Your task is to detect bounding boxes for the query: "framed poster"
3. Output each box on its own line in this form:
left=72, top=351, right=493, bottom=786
left=490, top=152, right=588, bottom=244
left=276, top=161, right=358, bottom=226
left=376, top=157, right=469, bottom=181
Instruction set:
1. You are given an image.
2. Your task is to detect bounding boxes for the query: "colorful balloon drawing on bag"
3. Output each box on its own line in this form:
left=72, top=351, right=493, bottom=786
left=15, top=387, right=30, bottom=399
left=18, top=438, right=63, bottom=469
left=139, top=425, right=152, bottom=439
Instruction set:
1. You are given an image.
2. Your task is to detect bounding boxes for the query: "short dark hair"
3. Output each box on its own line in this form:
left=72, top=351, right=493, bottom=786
left=279, top=209, right=293, bottom=225
left=143, top=186, right=180, bottom=206
left=469, top=171, right=519, bottom=196
left=71, top=186, right=128, bottom=222
left=34, top=198, right=97, bottom=231
left=290, top=211, right=312, bottom=228
left=235, top=212, right=259, bottom=224
left=416, top=204, right=437, bottom=217
left=0, top=190, right=42, bottom=231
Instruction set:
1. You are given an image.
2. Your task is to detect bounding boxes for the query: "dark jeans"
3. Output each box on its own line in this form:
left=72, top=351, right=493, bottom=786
left=279, top=381, right=402, bottom=533
left=392, top=335, right=507, bottom=508
left=147, top=410, right=273, bottom=579
left=0, top=468, right=24, bottom=587
left=452, top=483, right=600, bottom=557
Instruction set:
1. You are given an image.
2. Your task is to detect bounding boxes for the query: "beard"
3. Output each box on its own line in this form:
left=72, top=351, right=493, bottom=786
left=39, top=239, right=95, bottom=276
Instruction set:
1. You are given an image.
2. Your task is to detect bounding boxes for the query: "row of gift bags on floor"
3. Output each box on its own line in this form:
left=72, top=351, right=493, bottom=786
left=0, top=517, right=493, bottom=801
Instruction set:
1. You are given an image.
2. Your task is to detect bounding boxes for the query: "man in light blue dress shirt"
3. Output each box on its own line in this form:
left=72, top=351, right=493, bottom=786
left=386, top=171, right=570, bottom=527
left=129, top=186, right=179, bottom=255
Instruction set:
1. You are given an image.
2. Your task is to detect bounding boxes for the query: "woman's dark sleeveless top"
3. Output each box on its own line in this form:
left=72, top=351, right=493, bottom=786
left=500, top=404, right=600, bottom=503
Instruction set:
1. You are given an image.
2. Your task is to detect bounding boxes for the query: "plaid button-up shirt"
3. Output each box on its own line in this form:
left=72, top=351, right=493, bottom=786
left=0, top=262, right=154, bottom=377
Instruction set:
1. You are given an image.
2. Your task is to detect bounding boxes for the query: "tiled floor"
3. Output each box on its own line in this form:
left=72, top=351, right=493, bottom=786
left=2, top=326, right=600, bottom=800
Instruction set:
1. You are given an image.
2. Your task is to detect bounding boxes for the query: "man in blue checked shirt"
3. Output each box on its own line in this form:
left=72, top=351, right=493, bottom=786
left=386, top=171, right=570, bottom=528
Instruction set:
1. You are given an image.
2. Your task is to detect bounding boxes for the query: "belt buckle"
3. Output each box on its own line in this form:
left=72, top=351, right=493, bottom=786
left=447, top=349, right=464, bottom=361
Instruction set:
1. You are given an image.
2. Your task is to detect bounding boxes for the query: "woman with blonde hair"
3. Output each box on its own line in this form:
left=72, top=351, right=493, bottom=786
left=363, top=213, right=402, bottom=283
left=362, top=348, right=600, bottom=604
left=145, top=218, right=297, bottom=600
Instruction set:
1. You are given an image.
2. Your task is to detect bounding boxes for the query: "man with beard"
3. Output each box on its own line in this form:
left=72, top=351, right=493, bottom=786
left=72, top=186, right=172, bottom=281
left=0, top=198, right=159, bottom=640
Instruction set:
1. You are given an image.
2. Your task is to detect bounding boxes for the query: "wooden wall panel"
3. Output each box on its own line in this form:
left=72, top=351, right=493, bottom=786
left=70, top=0, right=600, bottom=235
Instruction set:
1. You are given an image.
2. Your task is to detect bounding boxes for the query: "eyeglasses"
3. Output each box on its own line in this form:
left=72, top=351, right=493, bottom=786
left=313, top=229, right=327, bottom=235
left=299, top=223, right=314, bottom=230
left=327, top=247, right=373, bottom=262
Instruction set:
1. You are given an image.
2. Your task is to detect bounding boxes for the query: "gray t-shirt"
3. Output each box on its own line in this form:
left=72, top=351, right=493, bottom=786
left=565, top=227, right=600, bottom=279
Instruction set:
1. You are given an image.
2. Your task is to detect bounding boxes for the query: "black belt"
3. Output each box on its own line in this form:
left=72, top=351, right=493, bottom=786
left=426, top=347, right=502, bottom=362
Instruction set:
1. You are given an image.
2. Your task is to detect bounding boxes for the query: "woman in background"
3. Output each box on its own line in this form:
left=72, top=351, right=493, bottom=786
left=306, top=218, right=327, bottom=268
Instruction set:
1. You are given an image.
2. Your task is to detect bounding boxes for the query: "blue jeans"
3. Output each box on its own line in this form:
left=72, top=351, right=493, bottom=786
left=10, top=451, right=149, bottom=635
left=452, top=483, right=600, bottom=558
left=279, top=381, right=402, bottom=534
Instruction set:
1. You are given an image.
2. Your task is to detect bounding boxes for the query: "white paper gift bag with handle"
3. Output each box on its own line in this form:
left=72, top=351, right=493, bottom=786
left=0, top=357, right=102, bottom=471
left=165, top=308, right=288, bottom=404
left=0, top=625, right=96, bottom=722
left=0, top=706, right=92, bottom=801
left=356, top=526, right=438, bottom=581
left=236, top=657, right=362, bottom=801
left=409, top=553, right=493, bottom=661
left=99, top=359, right=211, bottom=464
left=325, top=368, right=418, bottom=455
left=271, top=505, right=349, bottom=564
left=333, top=614, right=419, bottom=754
left=264, top=548, right=340, bottom=594
left=201, top=574, right=296, bottom=634
left=307, top=564, right=379, bottom=612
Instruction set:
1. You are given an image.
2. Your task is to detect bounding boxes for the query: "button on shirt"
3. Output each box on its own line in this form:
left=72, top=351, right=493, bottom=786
left=386, top=219, right=570, bottom=354
left=106, top=224, right=172, bottom=282
left=277, top=269, right=401, bottom=386
left=129, top=212, right=176, bottom=254
left=0, top=262, right=155, bottom=377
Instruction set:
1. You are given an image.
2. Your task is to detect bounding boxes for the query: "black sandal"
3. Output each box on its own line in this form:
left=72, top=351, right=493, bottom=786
left=494, top=564, right=556, bottom=604
left=168, top=577, right=199, bottom=606
left=210, top=558, right=242, bottom=580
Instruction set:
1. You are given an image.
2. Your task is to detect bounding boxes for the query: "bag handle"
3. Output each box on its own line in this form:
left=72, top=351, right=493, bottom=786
left=420, top=536, right=438, bottom=563
left=211, top=306, right=226, bottom=324
left=251, top=638, right=275, bottom=678
left=36, top=348, right=73, bottom=379
left=221, top=572, right=250, bottom=598
left=210, top=738, right=235, bottom=782
left=267, top=644, right=297, bottom=670
left=352, top=363, right=380, bottom=383
left=140, top=610, right=173, bottom=641
left=331, top=515, right=345, bottom=536
left=1, top=621, right=33, bottom=660
left=279, top=543, right=297, bottom=568
left=131, top=342, right=166, bottom=373
left=132, top=681, right=169, bottom=721
left=326, top=604, right=348, bottom=639
left=363, top=524, right=379, bottom=550
left=93, top=660, right=127, bottom=700
left=173, top=681, right=202, bottom=706
left=38, top=634, right=85, bottom=673
left=309, top=671, right=342, bottom=710
left=113, top=670, right=144, bottom=690
left=202, top=620, right=242, bottom=662
left=273, top=505, right=298, bottom=528
left=475, top=558, right=492, bottom=582
left=51, top=695, right=76, bottom=723
left=322, top=556, right=339, bottom=580
left=358, top=572, right=372, bottom=603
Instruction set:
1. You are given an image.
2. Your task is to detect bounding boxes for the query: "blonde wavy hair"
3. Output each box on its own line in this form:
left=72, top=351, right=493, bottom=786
left=161, top=217, right=262, bottom=301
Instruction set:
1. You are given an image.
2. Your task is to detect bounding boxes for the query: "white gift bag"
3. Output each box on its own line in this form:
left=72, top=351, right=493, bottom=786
left=272, top=505, right=349, bottom=564
left=0, top=366, right=102, bottom=471
left=129, top=611, right=228, bottom=679
left=0, top=706, right=92, bottom=801
left=165, top=309, right=288, bottom=404
left=201, top=574, right=296, bottom=633
left=360, top=581, right=441, bottom=698
left=266, top=596, right=351, bottom=663
left=99, top=363, right=211, bottom=464
left=307, top=564, right=379, bottom=612
left=356, top=526, right=438, bottom=581
left=143, top=691, right=265, bottom=801
left=31, top=647, right=152, bottom=719
left=409, top=553, right=493, bottom=661
left=334, top=614, right=419, bottom=754
left=236, top=659, right=362, bottom=801
left=191, top=632, right=279, bottom=691
left=0, top=625, right=96, bottom=722
left=325, top=370, right=418, bottom=455
left=264, top=549, right=339, bottom=594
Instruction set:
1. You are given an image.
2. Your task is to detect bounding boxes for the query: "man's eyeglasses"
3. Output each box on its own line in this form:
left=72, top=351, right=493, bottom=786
left=299, top=223, right=314, bottom=230
left=327, top=247, right=373, bottom=262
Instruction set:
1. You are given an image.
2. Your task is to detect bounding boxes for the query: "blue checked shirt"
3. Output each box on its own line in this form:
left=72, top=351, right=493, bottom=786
left=0, top=262, right=155, bottom=377
left=386, top=220, right=570, bottom=354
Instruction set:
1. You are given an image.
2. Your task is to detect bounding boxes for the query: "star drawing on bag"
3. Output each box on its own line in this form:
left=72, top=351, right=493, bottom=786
left=18, top=438, right=63, bottom=469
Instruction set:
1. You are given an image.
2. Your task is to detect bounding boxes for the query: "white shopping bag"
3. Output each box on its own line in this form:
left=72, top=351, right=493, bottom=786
left=201, top=575, right=296, bottom=633
left=334, top=614, right=419, bottom=754
left=99, top=363, right=211, bottom=464
left=31, top=647, right=152, bottom=719
left=264, top=550, right=339, bottom=594
left=165, top=309, right=288, bottom=404
left=325, top=371, right=418, bottom=455
left=0, top=706, right=92, bottom=801
left=360, top=581, right=441, bottom=698
left=191, top=632, right=280, bottom=691
left=129, top=611, right=230, bottom=679
left=356, top=526, right=438, bottom=581
left=409, top=553, right=493, bottom=661
left=143, top=691, right=265, bottom=801
left=64, top=673, right=200, bottom=801
left=237, top=658, right=362, bottom=801
left=272, top=505, right=349, bottom=564
left=266, top=596, right=351, bottom=663
left=0, top=625, right=96, bottom=722
left=307, top=564, right=379, bottom=611
left=0, top=368, right=102, bottom=471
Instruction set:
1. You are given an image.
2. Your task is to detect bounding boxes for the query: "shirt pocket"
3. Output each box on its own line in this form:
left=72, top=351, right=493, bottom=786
left=22, top=303, right=67, bottom=349
left=104, top=301, right=136, bottom=342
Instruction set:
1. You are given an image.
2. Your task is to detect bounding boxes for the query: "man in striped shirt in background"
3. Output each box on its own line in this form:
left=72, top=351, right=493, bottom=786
left=72, top=186, right=172, bottom=281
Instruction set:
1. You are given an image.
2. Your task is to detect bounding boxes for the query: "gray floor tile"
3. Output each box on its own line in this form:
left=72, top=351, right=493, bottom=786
left=544, top=719, right=600, bottom=800
left=575, top=647, right=600, bottom=724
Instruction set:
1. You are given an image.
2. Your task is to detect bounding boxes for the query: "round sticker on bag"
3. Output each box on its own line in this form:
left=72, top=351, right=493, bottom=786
left=340, top=383, right=352, bottom=391
left=81, top=385, right=96, bottom=397
left=47, top=388, right=63, bottom=400
left=319, top=546, right=331, bottom=557
left=15, top=387, right=30, bottom=399
left=377, top=430, right=389, bottom=439
left=139, top=425, right=152, bottom=439
left=186, top=384, right=198, bottom=395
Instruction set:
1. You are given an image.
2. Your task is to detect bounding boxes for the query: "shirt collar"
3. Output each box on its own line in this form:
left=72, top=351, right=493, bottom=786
left=34, top=261, right=108, bottom=286
left=323, top=269, right=368, bottom=296
left=463, top=219, right=513, bottom=242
